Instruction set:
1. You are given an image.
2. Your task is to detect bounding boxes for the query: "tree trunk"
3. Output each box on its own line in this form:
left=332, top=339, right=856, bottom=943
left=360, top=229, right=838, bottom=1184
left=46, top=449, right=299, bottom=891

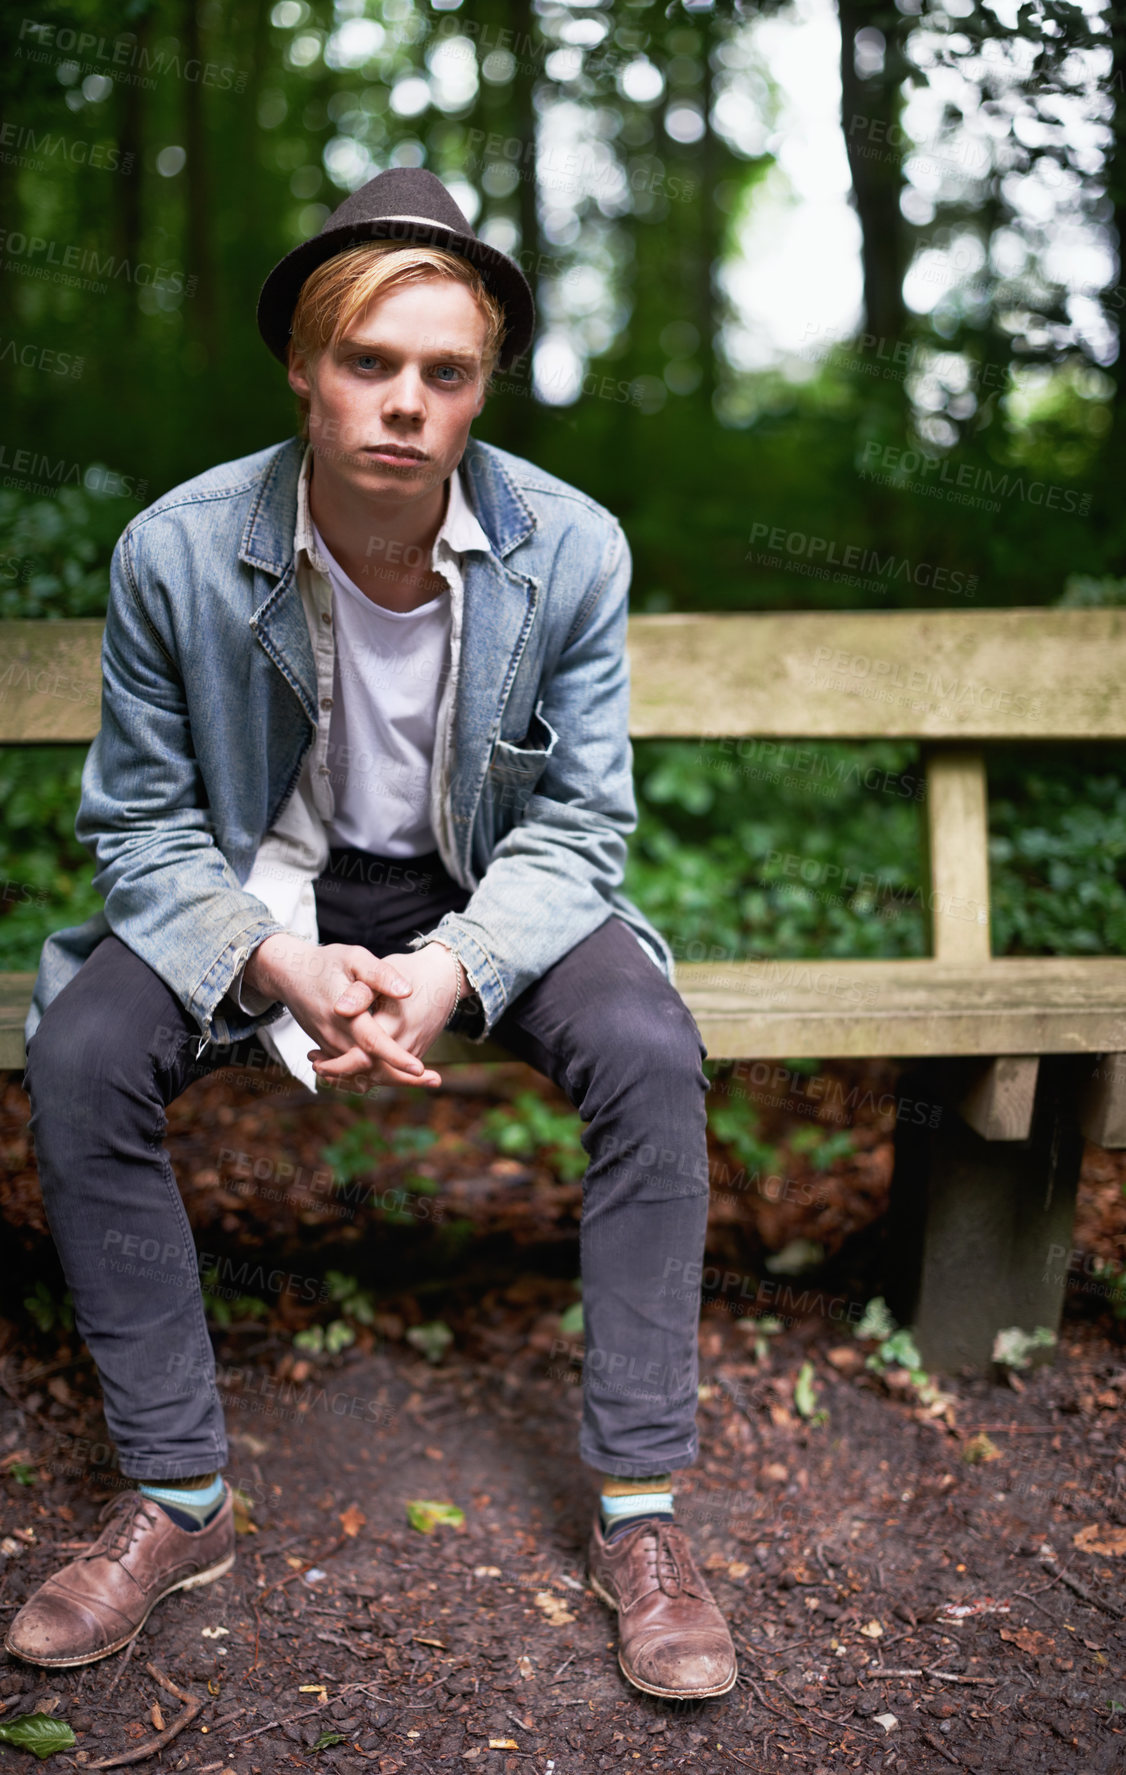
left=836, top=0, right=907, bottom=346
left=182, top=0, right=217, bottom=362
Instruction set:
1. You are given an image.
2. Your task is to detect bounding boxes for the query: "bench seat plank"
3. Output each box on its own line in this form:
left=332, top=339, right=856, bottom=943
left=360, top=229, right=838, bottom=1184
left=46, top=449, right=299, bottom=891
left=5, top=958, right=1125, bottom=1071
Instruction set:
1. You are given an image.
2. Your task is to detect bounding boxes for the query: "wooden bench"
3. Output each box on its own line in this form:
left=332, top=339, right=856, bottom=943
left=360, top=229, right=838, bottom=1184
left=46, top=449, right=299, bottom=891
left=3, top=609, right=1125, bottom=1373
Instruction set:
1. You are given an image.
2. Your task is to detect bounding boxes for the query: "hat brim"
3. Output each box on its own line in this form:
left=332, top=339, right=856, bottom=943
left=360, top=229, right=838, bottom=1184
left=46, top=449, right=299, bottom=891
left=256, top=216, right=534, bottom=372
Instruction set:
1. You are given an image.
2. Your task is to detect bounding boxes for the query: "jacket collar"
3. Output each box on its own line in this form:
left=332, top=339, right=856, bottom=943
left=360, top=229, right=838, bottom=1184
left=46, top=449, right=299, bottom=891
left=238, top=433, right=536, bottom=577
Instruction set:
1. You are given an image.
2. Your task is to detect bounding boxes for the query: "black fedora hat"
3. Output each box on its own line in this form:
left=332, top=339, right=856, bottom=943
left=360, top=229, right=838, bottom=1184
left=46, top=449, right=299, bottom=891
left=257, top=166, right=534, bottom=371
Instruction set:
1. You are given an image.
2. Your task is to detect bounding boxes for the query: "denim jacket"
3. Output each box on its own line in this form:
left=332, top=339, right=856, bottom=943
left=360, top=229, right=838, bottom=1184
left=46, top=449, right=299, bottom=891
left=26, top=433, right=675, bottom=1054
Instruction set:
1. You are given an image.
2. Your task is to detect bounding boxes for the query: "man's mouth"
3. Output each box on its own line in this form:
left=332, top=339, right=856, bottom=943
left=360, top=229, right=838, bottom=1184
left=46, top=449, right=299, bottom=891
left=364, top=444, right=429, bottom=461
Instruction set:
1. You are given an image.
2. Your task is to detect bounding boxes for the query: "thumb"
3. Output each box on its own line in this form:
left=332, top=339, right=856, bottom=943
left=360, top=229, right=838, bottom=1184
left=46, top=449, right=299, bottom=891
left=335, top=980, right=376, bottom=1014
left=340, top=955, right=413, bottom=1007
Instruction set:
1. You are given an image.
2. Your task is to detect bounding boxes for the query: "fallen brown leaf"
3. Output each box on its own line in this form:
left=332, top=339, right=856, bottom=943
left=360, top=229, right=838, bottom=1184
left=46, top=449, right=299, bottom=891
left=533, top=1591, right=575, bottom=1626
left=338, top=1506, right=366, bottom=1538
left=150, top=1703, right=165, bottom=1732
left=1000, top=1626, right=1053, bottom=1655
left=1073, top=1524, right=1126, bottom=1557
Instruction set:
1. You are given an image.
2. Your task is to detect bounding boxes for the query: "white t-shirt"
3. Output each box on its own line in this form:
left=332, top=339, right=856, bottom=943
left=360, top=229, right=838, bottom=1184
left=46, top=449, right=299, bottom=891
left=313, top=522, right=452, bottom=857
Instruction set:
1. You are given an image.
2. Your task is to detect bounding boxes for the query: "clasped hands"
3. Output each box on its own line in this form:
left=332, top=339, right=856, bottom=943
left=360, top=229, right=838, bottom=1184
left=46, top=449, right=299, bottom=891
left=243, top=931, right=469, bottom=1091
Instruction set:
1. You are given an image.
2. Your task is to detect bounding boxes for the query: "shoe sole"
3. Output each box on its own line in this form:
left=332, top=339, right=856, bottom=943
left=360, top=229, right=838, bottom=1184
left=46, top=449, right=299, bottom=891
left=2, top=1551, right=236, bottom=1669
left=587, top=1569, right=739, bottom=1701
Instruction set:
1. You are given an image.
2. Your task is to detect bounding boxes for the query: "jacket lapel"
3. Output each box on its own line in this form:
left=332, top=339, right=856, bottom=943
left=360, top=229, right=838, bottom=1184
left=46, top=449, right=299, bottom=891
left=450, top=440, right=541, bottom=873
left=239, top=439, right=318, bottom=728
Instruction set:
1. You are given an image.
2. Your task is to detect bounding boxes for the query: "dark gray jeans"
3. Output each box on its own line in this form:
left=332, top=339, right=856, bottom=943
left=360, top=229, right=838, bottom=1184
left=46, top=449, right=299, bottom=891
left=23, top=848, right=711, bottom=1484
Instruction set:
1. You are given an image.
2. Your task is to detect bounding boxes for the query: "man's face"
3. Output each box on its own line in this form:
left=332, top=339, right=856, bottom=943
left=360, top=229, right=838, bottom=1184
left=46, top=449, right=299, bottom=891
left=287, top=275, right=489, bottom=506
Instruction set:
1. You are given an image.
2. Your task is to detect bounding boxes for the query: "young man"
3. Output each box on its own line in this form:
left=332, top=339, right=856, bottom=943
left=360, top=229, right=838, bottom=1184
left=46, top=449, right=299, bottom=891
left=10, top=169, right=736, bottom=1700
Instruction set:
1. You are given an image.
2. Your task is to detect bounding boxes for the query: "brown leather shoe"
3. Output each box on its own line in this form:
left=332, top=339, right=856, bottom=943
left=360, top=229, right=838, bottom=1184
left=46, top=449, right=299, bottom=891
left=588, top=1514, right=738, bottom=1699
left=4, top=1486, right=235, bottom=1668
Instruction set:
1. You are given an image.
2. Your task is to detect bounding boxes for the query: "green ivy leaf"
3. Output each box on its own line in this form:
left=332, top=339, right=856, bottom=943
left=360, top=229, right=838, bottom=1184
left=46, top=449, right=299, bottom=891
left=312, top=1731, right=346, bottom=1751
left=406, top=1499, right=465, bottom=1534
left=558, top=1301, right=584, bottom=1335
left=0, top=1713, right=78, bottom=1759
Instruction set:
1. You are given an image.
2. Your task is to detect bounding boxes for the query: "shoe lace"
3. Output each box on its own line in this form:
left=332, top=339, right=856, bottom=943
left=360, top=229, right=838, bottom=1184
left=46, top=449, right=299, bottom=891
left=82, top=1489, right=149, bottom=1563
left=642, top=1522, right=688, bottom=1598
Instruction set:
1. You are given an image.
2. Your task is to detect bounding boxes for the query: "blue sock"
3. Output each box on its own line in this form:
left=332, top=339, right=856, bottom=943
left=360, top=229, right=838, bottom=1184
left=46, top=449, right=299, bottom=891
left=600, top=1475, right=675, bottom=1542
left=138, top=1474, right=225, bottom=1533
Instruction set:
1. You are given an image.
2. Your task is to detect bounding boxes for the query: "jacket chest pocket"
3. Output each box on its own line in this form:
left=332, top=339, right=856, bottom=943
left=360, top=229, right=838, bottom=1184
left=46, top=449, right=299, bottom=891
left=485, top=702, right=560, bottom=825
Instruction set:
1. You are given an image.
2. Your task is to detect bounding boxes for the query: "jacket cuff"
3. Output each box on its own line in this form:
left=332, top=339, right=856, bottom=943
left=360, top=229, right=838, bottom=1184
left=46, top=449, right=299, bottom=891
left=189, top=914, right=287, bottom=1047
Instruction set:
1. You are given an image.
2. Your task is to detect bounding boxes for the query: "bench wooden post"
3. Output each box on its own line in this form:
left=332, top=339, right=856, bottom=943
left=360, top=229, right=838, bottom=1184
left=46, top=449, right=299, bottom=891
left=922, top=745, right=991, bottom=964
left=886, top=1056, right=1085, bottom=1372
left=885, top=749, right=1082, bottom=1369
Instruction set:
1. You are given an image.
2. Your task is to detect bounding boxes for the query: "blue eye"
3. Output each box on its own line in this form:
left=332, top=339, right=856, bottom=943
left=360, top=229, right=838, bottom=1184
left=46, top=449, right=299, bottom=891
left=352, top=354, right=380, bottom=370
left=432, top=365, right=463, bottom=382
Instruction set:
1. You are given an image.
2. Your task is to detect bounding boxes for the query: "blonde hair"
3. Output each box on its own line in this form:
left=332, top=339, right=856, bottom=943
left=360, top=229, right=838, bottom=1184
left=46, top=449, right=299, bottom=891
left=287, top=241, right=506, bottom=434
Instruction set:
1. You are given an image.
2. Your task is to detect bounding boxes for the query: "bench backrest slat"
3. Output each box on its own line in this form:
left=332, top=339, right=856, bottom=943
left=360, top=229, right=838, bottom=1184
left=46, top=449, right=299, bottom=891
left=3, top=610, right=1126, bottom=744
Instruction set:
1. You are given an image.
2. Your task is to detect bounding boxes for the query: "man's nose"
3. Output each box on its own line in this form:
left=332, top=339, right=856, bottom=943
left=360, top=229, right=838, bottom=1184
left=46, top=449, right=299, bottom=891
left=382, top=368, right=426, bottom=420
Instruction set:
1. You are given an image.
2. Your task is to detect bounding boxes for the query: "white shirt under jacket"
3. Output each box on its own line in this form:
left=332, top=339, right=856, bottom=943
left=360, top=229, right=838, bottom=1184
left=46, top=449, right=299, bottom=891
left=230, top=445, right=491, bottom=1091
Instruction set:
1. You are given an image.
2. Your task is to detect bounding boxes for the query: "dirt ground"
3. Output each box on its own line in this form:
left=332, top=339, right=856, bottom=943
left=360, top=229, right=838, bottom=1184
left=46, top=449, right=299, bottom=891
left=0, top=1057, right=1124, bottom=1774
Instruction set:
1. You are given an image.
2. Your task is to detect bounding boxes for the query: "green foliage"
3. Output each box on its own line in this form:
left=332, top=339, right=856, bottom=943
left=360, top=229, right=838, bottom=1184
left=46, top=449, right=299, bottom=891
left=624, top=739, right=1126, bottom=967
left=991, top=1325, right=1057, bottom=1369
left=405, top=1320, right=454, bottom=1364
left=0, top=748, right=100, bottom=970
left=558, top=1299, right=584, bottom=1336
left=627, top=739, right=930, bottom=964
left=0, top=488, right=122, bottom=621
left=0, top=1713, right=77, bottom=1759
left=793, top=1358, right=828, bottom=1426
left=855, top=1296, right=924, bottom=1376
left=22, top=1281, right=74, bottom=1335
left=200, top=1270, right=269, bottom=1329
left=853, top=1296, right=897, bottom=1342
left=480, top=1091, right=588, bottom=1182
left=294, top=1320, right=355, bottom=1357
left=1089, top=1258, right=1126, bottom=1320
left=705, top=1088, right=781, bottom=1174
left=321, top=1121, right=438, bottom=1187
left=323, top=1270, right=376, bottom=1326
left=988, top=748, right=1126, bottom=957
left=788, top=1126, right=857, bottom=1170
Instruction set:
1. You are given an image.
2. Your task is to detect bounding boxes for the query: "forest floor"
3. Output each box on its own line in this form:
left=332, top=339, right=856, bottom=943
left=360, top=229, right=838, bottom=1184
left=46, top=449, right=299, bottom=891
left=0, top=1056, right=1124, bottom=1775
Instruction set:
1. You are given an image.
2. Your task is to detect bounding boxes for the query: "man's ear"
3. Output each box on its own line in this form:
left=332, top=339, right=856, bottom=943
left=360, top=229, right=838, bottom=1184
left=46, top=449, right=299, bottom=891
left=287, top=349, right=314, bottom=402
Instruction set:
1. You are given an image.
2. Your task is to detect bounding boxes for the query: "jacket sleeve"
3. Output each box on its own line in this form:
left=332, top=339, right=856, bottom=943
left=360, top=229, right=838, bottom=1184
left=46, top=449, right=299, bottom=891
left=407, top=519, right=641, bottom=1035
left=75, top=528, right=287, bottom=1045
